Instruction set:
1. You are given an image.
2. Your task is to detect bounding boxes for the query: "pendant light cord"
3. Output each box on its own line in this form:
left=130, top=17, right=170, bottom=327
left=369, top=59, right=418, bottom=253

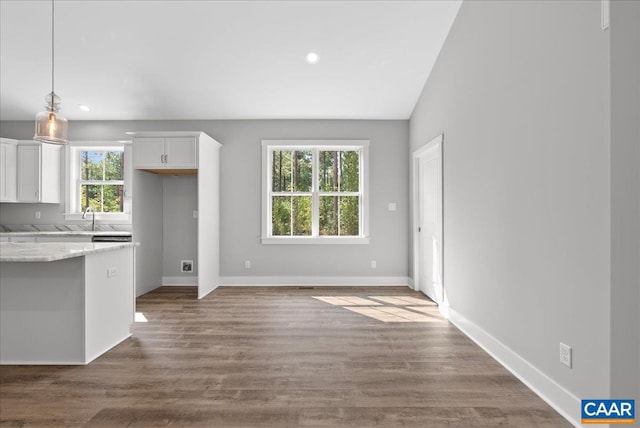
left=51, top=0, right=55, bottom=96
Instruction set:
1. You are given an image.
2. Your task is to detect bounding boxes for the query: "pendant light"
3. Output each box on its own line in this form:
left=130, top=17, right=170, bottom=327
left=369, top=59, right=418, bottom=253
left=34, top=0, right=68, bottom=145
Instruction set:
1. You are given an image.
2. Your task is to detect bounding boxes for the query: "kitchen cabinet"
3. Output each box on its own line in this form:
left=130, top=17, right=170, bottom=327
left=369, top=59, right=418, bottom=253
left=132, top=131, right=220, bottom=299
left=1, top=242, right=135, bottom=364
left=133, top=136, right=197, bottom=171
left=16, top=143, right=61, bottom=203
left=0, top=138, right=17, bottom=202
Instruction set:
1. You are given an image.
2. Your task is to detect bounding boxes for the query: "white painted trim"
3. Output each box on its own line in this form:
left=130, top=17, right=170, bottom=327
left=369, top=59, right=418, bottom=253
left=219, top=276, right=411, bottom=287
left=261, top=140, right=370, bottom=242
left=261, top=139, right=370, bottom=148
left=64, top=142, right=132, bottom=223
left=419, top=288, right=439, bottom=304
left=125, top=132, right=221, bottom=147
left=447, top=308, right=580, bottom=428
left=1, top=360, right=85, bottom=365
left=438, top=299, right=450, bottom=319
left=162, top=276, right=198, bottom=286
left=261, top=236, right=370, bottom=245
left=411, top=133, right=444, bottom=297
left=601, top=0, right=609, bottom=30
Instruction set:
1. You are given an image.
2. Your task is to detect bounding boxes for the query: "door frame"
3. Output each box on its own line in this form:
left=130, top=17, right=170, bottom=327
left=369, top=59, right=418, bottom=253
left=411, top=134, right=444, bottom=305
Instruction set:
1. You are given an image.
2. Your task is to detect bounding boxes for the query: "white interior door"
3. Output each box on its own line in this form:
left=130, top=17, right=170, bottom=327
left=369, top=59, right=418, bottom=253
left=414, top=136, right=443, bottom=304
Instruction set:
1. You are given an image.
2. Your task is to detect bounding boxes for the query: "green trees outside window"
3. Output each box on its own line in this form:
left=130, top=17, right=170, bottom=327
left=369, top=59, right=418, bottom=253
left=272, top=150, right=312, bottom=236
left=270, top=148, right=361, bottom=237
left=80, top=150, right=124, bottom=213
left=318, top=150, right=359, bottom=236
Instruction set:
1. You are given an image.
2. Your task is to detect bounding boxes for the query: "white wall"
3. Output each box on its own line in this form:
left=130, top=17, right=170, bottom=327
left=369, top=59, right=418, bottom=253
left=0, top=119, right=409, bottom=283
left=409, top=0, right=612, bottom=423
left=132, top=169, right=163, bottom=296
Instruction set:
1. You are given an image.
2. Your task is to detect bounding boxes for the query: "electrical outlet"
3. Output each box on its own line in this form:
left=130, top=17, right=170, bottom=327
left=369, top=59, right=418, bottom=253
left=35, top=211, right=41, bottom=219
left=107, top=267, right=118, bottom=278
left=388, top=203, right=397, bottom=212
left=193, top=210, right=198, bottom=218
left=560, top=343, right=572, bottom=368
left=244, top=260, right=251, bottom=269
left=371, top=260, right=377, bottom=269
left=181, top=260, right=193, bottom=273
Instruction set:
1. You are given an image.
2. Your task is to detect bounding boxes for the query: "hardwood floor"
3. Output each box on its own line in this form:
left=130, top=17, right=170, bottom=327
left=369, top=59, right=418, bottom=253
left=0, top=286, right=570, bottom=427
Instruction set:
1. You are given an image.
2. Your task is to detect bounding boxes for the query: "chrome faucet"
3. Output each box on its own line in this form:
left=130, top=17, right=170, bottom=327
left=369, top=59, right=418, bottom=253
left=82, top=207, right=96, bottom=231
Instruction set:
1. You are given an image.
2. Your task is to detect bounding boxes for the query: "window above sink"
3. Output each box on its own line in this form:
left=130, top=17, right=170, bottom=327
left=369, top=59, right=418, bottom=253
left=64, top=141, right=132, bottom=224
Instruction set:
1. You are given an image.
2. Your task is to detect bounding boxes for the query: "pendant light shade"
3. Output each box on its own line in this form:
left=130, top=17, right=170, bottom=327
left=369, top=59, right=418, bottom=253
left=34, top=92, right=68, bottom=144
left=34, top=0, right=68, bottom=145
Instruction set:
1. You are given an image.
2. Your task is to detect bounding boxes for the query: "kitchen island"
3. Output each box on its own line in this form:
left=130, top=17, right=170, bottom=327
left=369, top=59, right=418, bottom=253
left=0, top=242, right=137, bottom=365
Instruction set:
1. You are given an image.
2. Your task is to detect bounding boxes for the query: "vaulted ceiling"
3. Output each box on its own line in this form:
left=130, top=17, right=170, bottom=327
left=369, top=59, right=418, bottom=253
left=0, top=0, right=461, bottom=121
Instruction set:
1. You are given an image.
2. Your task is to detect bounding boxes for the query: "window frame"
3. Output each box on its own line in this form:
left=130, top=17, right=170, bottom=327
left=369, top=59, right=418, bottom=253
left=64, top=141, right=132, bottom=223
left=261, top=140, right=370, bottom=245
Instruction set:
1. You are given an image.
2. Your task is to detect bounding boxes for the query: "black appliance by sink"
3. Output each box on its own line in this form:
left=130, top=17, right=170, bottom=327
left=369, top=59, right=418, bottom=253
left=91, top=235, right=132, bottom=243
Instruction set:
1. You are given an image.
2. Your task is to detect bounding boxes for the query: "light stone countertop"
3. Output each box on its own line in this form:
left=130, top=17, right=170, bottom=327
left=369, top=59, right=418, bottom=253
left=0, top=242, right=138, bottom=262
left=0, top=231, right=132, bottom=237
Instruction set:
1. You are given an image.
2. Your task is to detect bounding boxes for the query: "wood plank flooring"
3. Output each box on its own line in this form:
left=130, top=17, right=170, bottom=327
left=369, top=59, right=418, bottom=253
left=0, top=286, right=571, bottom=427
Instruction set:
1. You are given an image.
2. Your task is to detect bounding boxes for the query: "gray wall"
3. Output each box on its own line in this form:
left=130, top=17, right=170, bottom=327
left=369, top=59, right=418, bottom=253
left=163, top=175, right=198, bottom=279
left=610, top=0, right=640, bottom=410
left=0, top=119, right=409, bottom=280
left=409, top=0, right=611, bottom=411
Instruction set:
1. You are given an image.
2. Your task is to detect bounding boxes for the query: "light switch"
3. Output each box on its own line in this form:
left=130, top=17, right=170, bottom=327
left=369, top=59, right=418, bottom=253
left=388, top=203, right=397, bottom=212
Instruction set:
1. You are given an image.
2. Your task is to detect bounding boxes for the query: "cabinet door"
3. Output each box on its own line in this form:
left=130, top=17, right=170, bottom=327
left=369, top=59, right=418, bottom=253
left=165, top=137, right=197, bottom=168
left=39, top=144, right=61, bottom=203
left=133, top=137, right=165, bottom=168
left=0, top=142, right=17, bottom=202
left=17, top=145, right=41, bottom=202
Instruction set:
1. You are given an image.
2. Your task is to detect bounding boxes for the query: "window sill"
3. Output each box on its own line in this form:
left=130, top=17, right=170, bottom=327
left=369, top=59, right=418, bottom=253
left=261, top=236, right=370, bottom=245
left=64, top=212, right=131, bottom=224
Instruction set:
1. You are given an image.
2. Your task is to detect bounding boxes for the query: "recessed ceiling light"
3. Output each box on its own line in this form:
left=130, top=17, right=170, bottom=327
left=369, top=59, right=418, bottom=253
left=305, top=52, right=319, bottom=64
left=78, top=104, right=90, bottom=112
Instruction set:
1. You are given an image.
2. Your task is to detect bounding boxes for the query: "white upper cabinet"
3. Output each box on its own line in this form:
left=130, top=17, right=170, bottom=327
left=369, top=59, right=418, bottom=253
left=132, top=137, right=164, bottom=168
left=165, top=137, right=197, bottom=168
left=133, top=136, right=197, bottom=170
left=16, top=143, right=61, bottom=203
left=0, top=138, right=17, bottom=202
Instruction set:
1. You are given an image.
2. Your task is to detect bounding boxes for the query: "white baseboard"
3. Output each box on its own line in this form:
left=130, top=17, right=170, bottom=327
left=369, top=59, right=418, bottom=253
left=162, top=276, right=197, bottom=286
left=447, top=308, right=581, bottom=428
left=219, top=276, right=411, bottom=287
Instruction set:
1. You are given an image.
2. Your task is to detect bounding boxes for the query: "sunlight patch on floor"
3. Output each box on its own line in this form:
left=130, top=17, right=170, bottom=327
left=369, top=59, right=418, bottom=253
left=313, top=296, right=382, bottom=306
left=368, top=296, right=436, bottom=306
left=405, top=305, right=438, bottom=315
left=344, top=306, right=439, bottom=322
left=134, top=312, right=148, bottom=323
left=312, top=295, right=443, bottom=323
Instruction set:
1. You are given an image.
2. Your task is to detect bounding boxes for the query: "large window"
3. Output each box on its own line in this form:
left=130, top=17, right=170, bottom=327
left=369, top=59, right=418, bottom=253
left=65, top=143, right=131, bottom=222
left=262, top=140, right=369, bottom=244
